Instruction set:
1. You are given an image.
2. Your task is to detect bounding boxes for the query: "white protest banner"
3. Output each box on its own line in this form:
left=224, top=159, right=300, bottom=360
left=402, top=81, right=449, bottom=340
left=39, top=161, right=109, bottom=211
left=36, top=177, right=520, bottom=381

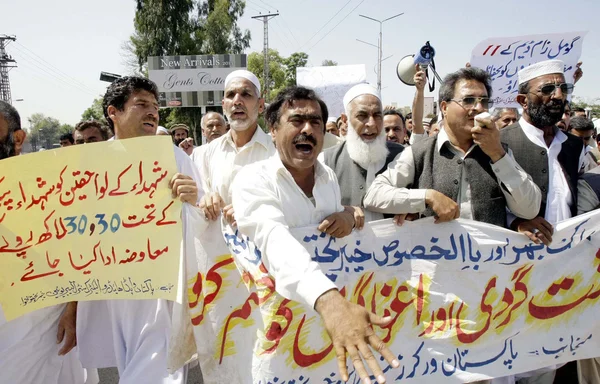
left=469, top=31, right=587, bottom=108
left=187, top=212, right=600, bottom=383
left=297, top=64, right=367, bottom=118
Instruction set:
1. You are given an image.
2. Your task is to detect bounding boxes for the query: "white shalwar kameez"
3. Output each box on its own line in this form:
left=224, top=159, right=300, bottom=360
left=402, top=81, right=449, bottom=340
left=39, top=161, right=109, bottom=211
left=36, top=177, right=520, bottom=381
left=77, top=146, right=203, bottom=384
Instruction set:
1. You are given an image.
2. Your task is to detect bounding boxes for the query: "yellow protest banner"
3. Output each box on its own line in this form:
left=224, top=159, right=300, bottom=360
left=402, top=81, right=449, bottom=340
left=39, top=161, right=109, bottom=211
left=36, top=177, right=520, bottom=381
left=0, top=136, right=182, bottom=321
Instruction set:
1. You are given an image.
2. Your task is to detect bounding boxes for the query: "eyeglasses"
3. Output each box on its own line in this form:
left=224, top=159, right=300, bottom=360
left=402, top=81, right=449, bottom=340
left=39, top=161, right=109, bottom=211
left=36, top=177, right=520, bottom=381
left=450, top=97, right=494, bottom=109
left=534, top=83, right=574, bottom=96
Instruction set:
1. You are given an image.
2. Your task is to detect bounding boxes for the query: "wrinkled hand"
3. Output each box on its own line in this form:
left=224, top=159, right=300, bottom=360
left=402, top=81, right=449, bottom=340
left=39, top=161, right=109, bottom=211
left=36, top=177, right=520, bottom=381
left=223, top=204, right=236, bottom=227
left=472, top=114, right=506, bottom=163
left=414, top=65, right=426, bottom=91
left=344, top=206, right=365, bottom=230
left=315, top=290, right=399, bottom=383
left=57, top=302, right=77, bottom=356
left=513, top=216, right=554, bottom=246
left=178, top=137, right=194, bottom=155
left=199, top=192, right=224, bottom=221
left=574, top=61, right=583, bottom=84
left=318, top=211, right=355, bottom=238
left=425, top=189, right=459, bottom=223
left=169, top=173, right=198, bottom=205
left=393, top=213, right=419, bottom=226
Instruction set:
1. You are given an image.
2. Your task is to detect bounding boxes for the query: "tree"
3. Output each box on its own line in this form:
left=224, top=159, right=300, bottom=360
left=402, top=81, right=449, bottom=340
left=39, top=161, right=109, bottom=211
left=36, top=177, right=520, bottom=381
left=282, top=52, right=308, bottom=86
left=321, top=59, right=338, bottom=67
left=248, top=49, right=286, bottom=101
left=571, top=97, right=600, bottom=119
left=81, top=98, right=105, bottom=123
left=27, top=114, right=61, bottom=151
left=197, top=0, right=251, bottom=54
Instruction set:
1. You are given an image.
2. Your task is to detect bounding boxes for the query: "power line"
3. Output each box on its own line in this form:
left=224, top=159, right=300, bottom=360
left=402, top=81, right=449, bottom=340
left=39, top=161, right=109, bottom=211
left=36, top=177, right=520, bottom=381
left=0, top=35, right=17, bottom=104
left=246, top=0, right=269, bottom=13
left=14, top=42, right=97, bottom=94
left=300, top=0, right=353, bottom=49
left=256, top=0, right=277, bottom=11
left=306, top=0, right=367, bottom=53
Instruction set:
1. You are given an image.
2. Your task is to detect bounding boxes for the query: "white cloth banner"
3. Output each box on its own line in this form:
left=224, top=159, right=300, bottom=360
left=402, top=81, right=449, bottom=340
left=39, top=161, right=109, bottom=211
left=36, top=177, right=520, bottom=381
left=470, top=31, right=587, bottom=108
left=296, top=64, right=367, bottom=119
left=189, top=212, right=600, bottom=383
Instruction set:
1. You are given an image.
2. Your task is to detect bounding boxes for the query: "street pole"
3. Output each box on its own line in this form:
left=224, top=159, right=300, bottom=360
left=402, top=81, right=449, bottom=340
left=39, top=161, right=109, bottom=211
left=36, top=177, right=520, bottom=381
left=359, top=13, right=403, bottom=92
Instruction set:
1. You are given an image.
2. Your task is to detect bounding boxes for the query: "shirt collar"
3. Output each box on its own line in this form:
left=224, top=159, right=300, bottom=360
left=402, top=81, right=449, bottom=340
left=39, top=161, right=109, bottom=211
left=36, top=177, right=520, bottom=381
left=519, top=116, right=567, bottom=146
left=271, top=153, right=328, bottom=180
left=435, top=127, right=477, bottom=156
left=222, top=125, right=271, bottom=151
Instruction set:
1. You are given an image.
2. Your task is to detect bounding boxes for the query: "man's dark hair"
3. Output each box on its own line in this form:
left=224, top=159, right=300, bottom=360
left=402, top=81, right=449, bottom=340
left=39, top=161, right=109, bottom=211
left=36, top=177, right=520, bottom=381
left=266, top=86, right=328, bottom=130
left=383, top=106, right=405, bottom=124
left=518, top=81, right=529, bottom=95
left=573, top=107, right=586, bottom=114
left=102, top=76, right=159, bottom=131
left=0, top=101, right=22, bottom=133
left=430, top=115, right=438, bottom=125
left=405, top=112, right=412, bottom=120
left=59, top=132, right=74, bottom=144
left=569, top=116, right=595, bottom=132
left=439, top=67, right=493, bottom=102
left=75, top=120, right=110, bottom=140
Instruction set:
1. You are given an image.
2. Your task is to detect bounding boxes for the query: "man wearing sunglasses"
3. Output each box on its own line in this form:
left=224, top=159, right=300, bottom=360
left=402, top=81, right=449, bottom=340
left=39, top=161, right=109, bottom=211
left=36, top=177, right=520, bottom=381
left=499, top=59, right=585, bottom=384
left=569, top=116, right=598, bottom=172
left=364, top=67, right=540, bottom=232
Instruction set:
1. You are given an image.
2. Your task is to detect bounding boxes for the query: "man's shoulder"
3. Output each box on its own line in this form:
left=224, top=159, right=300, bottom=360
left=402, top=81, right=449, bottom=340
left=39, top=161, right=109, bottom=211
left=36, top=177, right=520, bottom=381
left=321, top=140, right=347, bottom=164
left=410, top=134, right=437, bottom=154
left=385, top=141, right=405, bottom=156
left=499, top=122, right=522, bottom=138
left=233, top=157, right=274, bottom=185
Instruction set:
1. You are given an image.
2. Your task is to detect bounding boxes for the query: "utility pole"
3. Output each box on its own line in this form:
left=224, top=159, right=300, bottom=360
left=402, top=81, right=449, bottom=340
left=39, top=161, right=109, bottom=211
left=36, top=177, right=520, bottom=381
left=358, top=13, right=403, bottom=92
left=0, top=35, right=17, bottom=104
left=252, top=12, right=279, bottom=102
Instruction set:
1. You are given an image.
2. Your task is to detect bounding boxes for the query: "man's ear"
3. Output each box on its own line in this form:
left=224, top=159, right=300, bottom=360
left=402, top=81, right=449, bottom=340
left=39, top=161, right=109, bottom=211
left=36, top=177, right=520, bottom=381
left=516, top=94, right=528, bottom=110
left=13, top=129, right=26, bottom=155
left=269, top=123, right=277, bottom=146
left=341, top=113, right=348, bottom=124
left=107, top=105, right=118, bottom=126
left=440, top=101, right=448, bottom=119
left=258, top=98, right=265, bottom=114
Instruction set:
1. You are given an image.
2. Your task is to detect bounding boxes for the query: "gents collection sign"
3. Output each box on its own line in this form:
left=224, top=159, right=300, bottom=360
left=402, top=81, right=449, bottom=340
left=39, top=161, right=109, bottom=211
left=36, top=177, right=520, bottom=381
left=190, top=214, right=600, bottom=383
left=0, top=137, right=183, bottom=321
left=148, top=54, right=247, bottom=107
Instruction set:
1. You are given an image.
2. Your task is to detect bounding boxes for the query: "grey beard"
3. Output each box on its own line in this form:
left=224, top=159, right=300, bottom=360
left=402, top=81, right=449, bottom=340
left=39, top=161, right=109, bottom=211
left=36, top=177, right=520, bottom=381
left=345, top=124, right=388, bottom=170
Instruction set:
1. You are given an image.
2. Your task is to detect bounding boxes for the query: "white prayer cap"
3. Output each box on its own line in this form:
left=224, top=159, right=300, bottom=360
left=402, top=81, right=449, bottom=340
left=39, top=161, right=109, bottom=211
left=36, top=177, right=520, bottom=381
left=156, top=126, right=169, bottom=135
left=518, top=59, right=565, bottom=85
left=343, top=83, right=380, bottom=108
left=224, top=69, right=261, bottom=94
left=327, top=117, right=337, bottom=124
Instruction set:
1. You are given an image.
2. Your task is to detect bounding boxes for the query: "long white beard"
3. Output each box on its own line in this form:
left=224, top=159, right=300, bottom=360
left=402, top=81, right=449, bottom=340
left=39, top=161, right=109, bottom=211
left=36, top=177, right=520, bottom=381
left=225, top=107, right=259, bottom=132
left=345, top=122, right=388, bottom=170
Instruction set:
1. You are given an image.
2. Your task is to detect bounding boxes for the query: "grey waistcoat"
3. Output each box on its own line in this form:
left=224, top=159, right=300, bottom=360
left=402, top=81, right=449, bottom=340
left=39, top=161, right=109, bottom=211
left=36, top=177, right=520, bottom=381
left=500, top=123, right=583, bottom=218
left=412, top=136, right=508, bottom=227
left=322, top=141, right=404, bottom=213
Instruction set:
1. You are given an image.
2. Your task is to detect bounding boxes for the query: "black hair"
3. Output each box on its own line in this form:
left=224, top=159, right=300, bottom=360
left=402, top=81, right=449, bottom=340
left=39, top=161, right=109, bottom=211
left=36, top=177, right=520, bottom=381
left=439, top=67, right=493, bottom=102
left=266, top=86, right=328, bottom=130
left=59, top=132, right=74, bottom=144
left=0, top=100, right=22, bottom=133
left=102, top=76, right=159, bottom=131
left=569, top=116, right=595, bottom=132
left=405, top=112, right=412, bottom=120
left=573, top=107, right=586, bottom=113
left=75, top=120, right=110, bottom=141
left=383, top=108, right=405, bottom=124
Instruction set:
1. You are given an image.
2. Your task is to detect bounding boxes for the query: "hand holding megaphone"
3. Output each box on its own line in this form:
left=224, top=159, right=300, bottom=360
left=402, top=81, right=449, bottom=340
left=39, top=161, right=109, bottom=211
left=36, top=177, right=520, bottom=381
left=414, top=65, right=426, bottom=91
left=472, top=112, right=505, bottom=163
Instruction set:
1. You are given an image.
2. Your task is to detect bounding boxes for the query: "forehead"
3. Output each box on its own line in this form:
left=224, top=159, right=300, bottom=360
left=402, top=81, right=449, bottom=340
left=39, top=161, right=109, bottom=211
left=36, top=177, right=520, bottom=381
left=350, top=94, right=381, bottom=112
left=82, top=127, right=101, bottom=136
left=453, top=79, right=488, bottom=97
left=205, top=113, right=224, bottom=122
left=383, top=114, right=403, bottom=126
left=126, top=90, right=158, bottom=105
left=281, top=99, right=322, bottom=116
left=173, top=128, right=187, bottom=134
left=530, top=73, right=565, bottom=87
left=225, top=78, right=257, bottom=94
left=501, top=109, right=518, bottom=117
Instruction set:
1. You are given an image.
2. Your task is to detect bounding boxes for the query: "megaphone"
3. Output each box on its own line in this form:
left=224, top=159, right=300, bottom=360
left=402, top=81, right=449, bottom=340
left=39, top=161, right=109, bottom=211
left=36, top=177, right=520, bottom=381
left=396, top=41, right=442, bottom=88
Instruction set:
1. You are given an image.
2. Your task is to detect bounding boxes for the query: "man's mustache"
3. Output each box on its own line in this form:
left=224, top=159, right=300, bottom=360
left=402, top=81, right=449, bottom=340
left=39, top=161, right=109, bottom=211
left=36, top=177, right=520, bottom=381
left=293, top=133, right=317, bottom=146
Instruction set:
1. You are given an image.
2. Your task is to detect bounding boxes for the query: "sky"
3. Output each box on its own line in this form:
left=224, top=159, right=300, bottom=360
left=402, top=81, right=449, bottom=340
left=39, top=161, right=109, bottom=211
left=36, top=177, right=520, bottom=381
left=4, top=0, right=600, bottom=128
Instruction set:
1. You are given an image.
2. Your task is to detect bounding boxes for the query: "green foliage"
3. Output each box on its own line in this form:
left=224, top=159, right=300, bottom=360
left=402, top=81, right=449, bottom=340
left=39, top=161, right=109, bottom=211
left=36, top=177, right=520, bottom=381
left=26, top=113, right=62, bottom=151
left=282, top=52, right=308, bottom=86
left=321, top=59, right=338, bottom=67
left=571, top=97, right=600, bottom=119
left=81, top=98, right=105, bottom=123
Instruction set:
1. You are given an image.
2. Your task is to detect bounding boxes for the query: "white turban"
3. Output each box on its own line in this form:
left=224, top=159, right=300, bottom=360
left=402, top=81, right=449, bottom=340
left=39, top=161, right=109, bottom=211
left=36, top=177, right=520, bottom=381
left=224, top=69, right=261, bottom=94
left=156, top=126, right=169, bottom=135
left=518, top=59, right=565, bottom=85
left=343, top=83, right=380, bottom=109
left=326, top=117, right=337, bottom=124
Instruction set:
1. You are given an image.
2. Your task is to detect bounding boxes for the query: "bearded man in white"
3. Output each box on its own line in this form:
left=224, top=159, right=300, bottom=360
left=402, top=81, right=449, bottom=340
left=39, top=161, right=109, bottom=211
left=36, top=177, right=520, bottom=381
left=321, top=83, right=405, bottom=223
left=197, top=70, right=275, bottom=224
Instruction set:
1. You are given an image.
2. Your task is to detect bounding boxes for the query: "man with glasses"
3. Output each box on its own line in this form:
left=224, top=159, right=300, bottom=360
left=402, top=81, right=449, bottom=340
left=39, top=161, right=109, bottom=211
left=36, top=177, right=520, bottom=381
left=499, top=58, right=585, bottom=384
left=569, top=116, right=598, bottom=172
left=364, top=67, right=540, bottom=232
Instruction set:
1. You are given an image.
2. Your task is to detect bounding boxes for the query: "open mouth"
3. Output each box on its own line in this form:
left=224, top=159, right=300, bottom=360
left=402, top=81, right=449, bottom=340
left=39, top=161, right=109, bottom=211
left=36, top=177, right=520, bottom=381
left=294, top=142, right=314, bottom=155
left=361, top=133, right=377, bottom=141
left=232, top=111, right=246, bottom=119
left=143, top=122, right=155, bottom=129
